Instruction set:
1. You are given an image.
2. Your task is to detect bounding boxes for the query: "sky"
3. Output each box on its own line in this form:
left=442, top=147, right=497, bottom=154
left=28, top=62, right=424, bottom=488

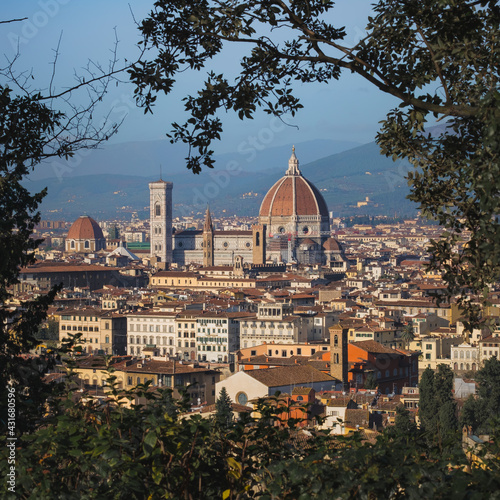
left=0, top=1, right=401, bottom=156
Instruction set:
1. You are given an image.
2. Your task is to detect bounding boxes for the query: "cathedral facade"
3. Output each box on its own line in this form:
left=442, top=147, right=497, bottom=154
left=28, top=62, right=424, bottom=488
left=149, top=148, right=346, bottom=269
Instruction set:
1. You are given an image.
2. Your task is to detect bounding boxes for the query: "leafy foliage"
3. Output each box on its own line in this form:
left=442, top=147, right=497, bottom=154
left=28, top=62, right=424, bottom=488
left=0, top=87, right=65, bottom=432
left=2, top=377, right=500, bottom=499
left=461, top=357, right=500, bottom=434
left=419, top=365, right=458, bottom=446
left=400, top=323, right=415, bottom=350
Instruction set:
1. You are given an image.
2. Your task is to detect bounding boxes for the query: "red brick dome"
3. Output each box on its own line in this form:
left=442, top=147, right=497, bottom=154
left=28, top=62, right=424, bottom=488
left=259, top=149, right=329, bottom=218
left=67, top=216, right=104, bottom=240
left=323, top=237, right=342, bottom=252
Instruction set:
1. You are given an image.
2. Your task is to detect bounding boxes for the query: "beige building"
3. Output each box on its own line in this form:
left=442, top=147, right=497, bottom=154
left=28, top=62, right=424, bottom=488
left=175, top=312, right=199, bottom=361
left=59, top=307, right=127, bottom=355
left=409, top=335, right=461, bottom=370
left=149, top=270, right=257, bottom=292
left=479, top=334, right=500, bottom=365
left=73, top=357, right=220, bottom=405
left=348, top=326, right=397, bottom=346
left=374, top=299, right=462, bottom=325
left=238, top=303, right=308, bottom=349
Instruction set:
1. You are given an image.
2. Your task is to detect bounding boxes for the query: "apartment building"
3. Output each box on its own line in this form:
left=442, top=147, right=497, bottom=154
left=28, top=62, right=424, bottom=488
left=196, top=311, right=251, bottom=363
left=126, top=310, right=177, bottom=357
left=238, top=303, right=308, bottom=349
left=58, top=307, right=127, bottom=355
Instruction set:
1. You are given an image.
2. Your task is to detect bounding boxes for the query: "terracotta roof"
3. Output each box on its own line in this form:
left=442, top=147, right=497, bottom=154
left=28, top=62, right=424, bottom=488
left=323, top=238, right=342, bottom=252
left=259, top=156, right=329, bottom=219
left=67, top=216, right=104, bottom=240
left=351, top=340, right=404, bottom=356
left=246, top=364, right=337, bottom=387
left=20, top=263, right=117, bottom=274
left=345, top=408, right=370, bottom=428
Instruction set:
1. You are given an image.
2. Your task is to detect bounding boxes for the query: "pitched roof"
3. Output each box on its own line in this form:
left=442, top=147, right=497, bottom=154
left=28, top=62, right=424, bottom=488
left=350, top=340, right=403, bottom=356
left=246, top=364, right=337, bottom=387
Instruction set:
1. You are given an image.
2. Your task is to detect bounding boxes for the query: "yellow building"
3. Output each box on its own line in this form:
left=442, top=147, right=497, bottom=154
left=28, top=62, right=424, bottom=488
left=72, top=356, right=221, bottom=405
left=59, top=307, right=127, bottom=355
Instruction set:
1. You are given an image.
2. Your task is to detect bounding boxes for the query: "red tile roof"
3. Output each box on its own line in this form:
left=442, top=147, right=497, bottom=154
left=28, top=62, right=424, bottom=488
left=67, top=216, right=104, bottom=240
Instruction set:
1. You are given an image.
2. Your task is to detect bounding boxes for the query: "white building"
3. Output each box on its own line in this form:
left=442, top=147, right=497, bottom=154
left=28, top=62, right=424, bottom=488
left=196, top=312, right=250, bottom=363
left=450, top=343, right=480, bottom=372
left=126, top=310, right=177, bottom=357
left=238, top=303, right=308, bottom=348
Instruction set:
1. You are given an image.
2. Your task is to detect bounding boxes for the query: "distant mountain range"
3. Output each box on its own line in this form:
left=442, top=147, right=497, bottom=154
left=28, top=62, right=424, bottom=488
left=24, top=137, right=417, bottom=221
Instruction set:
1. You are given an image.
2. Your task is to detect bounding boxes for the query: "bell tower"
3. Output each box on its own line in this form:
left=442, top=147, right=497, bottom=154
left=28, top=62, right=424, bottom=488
left=330, top=323, right=348, bottom=388
left=203, top=206, right=214, bottom=267
left=149, top=179, right=173, bottom=264
left=252, top=223, right=266, bottom=265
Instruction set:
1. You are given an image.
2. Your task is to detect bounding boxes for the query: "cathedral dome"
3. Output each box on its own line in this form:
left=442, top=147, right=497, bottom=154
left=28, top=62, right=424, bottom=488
left=323, top=237, right=343, bottom=252
left=67, top=216, right=104, bottom=240
left=259, top=148, right=329, bottom=219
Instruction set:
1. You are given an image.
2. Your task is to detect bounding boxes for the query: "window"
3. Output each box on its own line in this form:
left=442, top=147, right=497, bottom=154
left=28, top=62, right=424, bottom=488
left=237, top=391, right=248, bottom=405
left=155, top=203, right=161, bottom=216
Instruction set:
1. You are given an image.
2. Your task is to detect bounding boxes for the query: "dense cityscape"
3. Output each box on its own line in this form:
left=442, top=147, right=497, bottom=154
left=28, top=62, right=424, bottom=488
left=18, top=150, right=499, bottom=431
left=2, top=0, right=499, bottom=497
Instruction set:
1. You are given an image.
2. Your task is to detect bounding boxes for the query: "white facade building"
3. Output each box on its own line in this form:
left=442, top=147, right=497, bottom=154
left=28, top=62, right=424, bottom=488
left=126, top=311, right=177, bottom=357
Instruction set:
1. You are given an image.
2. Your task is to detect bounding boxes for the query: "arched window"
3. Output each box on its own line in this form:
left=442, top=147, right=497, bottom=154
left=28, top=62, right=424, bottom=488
left=70, top=240, right=75, bottom=249
left=85, top=240, right=90, bottom=249
left=334, top=335, right=338, bottom=348
left=155, top=203, right=161, bottom=216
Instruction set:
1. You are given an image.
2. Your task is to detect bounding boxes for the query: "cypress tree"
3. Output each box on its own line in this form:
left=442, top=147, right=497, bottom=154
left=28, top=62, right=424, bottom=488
left=214, top=387, right=233, bottom=428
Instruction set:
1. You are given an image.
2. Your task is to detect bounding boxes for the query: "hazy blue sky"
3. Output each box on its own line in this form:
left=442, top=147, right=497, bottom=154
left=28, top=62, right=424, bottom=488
left=1, top=1, right=401, bottom=154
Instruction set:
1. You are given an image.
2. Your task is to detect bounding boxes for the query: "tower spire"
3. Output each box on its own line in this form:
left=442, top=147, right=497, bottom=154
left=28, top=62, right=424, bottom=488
left=286, top=145, right=301, bottom=176
left=204, top=205, right=213, bottom=232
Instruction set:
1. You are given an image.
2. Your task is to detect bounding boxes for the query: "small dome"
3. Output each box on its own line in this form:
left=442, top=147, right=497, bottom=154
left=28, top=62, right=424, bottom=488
left=67, top=216, right=104, bottom=240
left=323, top=238, right=342, bottom=252
left=259, top=148, right=329, bottom=219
